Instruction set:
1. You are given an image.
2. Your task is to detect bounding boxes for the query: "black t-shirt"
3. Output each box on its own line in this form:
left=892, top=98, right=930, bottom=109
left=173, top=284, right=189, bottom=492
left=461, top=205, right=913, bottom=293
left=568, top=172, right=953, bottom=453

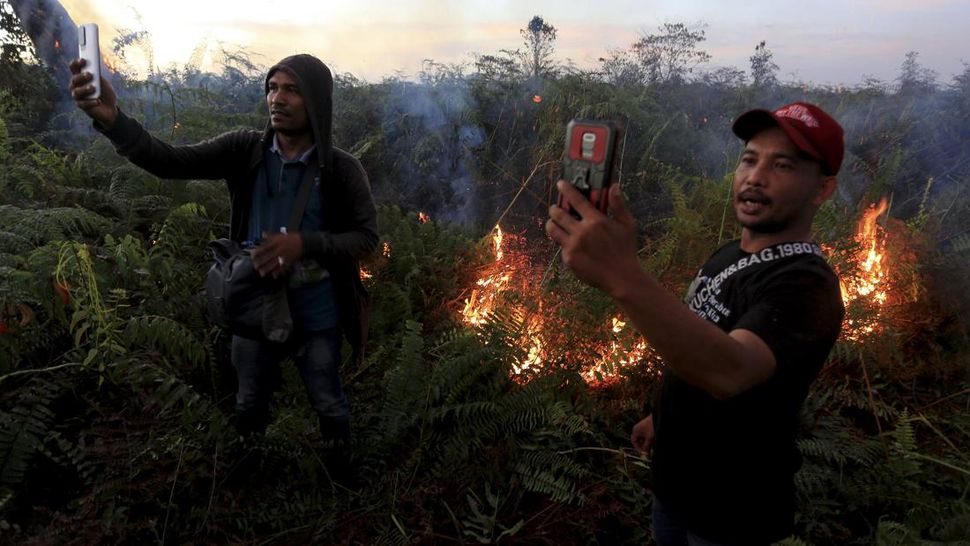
left=652, top=240, right=844, bottom=545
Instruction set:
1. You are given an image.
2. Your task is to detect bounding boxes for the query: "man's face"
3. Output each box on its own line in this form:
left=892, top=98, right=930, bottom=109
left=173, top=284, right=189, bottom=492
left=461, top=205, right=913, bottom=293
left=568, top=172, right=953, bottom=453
left=267, top=69, right=310, bottom=136
left=732, top=126, right=831, bottom=235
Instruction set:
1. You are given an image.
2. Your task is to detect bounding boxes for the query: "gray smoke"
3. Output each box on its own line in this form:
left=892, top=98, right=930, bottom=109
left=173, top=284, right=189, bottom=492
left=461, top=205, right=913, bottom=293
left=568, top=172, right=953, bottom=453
left=377, top=73, right=486, bottom=225
left=8, top=0, right=78, bottom=91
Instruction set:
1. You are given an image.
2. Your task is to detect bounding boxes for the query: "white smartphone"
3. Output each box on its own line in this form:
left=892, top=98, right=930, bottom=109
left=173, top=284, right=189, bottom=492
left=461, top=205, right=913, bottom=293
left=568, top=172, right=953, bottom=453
left=77, top=23, right=101, bottom=99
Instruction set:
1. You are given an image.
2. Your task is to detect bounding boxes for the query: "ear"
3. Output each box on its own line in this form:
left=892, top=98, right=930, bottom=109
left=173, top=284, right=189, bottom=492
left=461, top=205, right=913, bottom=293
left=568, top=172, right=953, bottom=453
left=812, top=176, right=837, bottom=206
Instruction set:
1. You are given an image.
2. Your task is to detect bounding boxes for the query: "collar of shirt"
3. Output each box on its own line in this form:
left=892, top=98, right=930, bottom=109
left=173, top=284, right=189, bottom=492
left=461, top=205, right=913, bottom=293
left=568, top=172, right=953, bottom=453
left=271, top=133, right=316, bottom=164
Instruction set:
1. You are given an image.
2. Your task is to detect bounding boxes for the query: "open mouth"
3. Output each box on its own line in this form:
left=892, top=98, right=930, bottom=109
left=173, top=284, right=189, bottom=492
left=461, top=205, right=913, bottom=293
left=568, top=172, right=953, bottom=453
left=737, top=190, right=769, bottom=214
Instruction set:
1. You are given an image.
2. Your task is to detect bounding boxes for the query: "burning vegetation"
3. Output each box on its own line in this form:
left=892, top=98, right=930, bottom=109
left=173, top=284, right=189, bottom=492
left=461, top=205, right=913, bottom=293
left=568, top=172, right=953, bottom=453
left=2, top=10, right=968, bottom=543
left=831, top=197, right=923, bottom=343
left=455, top=197, right=923, bottom=385
left=459, top=225, right=654, bottom=385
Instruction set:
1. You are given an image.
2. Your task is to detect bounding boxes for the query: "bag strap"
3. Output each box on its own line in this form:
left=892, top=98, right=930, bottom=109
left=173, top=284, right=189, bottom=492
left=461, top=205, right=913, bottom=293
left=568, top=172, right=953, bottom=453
left=287, top=163, right=318, bottom=232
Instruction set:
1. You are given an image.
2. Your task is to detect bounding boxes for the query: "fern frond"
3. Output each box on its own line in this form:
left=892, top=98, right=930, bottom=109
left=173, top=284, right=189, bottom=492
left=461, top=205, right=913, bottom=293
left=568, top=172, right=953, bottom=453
left=124, top=315, right=208, bottom=370
left=0, top=231, right=31, bottom=255
left=381, top=321, right=429, bottom=439
left=513, top=449, right=588, bottom=504
left=0, top=380, right=61, bottom=488
left=0, top=205, right=112, bottom=246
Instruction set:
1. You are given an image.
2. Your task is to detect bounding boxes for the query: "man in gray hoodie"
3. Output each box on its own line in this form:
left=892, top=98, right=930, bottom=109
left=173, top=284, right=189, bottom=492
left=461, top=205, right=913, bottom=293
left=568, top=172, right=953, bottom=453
left=69, top=53, right=378, bottom=443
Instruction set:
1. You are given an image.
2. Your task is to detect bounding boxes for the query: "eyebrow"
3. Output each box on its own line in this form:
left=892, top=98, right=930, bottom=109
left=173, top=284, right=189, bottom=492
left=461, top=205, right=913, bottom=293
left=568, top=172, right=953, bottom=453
left=268, top=78, right=299, bottom=88
left=741, top=148, right=801, bottom=162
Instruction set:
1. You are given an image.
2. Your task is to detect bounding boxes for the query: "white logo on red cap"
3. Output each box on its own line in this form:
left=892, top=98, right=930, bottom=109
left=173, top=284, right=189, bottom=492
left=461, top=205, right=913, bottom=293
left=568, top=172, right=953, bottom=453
left=776, top=104, right=819, bottom=128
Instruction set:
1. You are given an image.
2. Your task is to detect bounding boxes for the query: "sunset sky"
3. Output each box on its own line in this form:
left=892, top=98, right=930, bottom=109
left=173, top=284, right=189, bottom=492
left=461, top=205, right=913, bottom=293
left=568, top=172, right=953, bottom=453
left=60, top=0, right=969, bottom=86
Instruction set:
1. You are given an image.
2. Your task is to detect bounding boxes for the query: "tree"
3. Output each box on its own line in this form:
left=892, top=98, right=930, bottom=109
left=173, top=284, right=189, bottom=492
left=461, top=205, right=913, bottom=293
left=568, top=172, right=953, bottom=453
left=749, top=40, right=779, bottom=89
left=701, top=66, right=747, bottom=88
left=631, top=22, right=711, bottom=85
left=0, top=0, right=59, bottom=136
left=520, top=15, right=557, bottom=79
left=897, top=51, right=937, bottom=94
left=0, top=0, right=33, bottom=64
left=598, top=47, right=645, bottom=88
left=950, top=62, right=970, bottom=119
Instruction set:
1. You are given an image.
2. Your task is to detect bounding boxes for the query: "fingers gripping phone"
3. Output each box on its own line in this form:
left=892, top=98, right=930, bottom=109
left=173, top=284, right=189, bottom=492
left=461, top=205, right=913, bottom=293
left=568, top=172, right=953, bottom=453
left=77, top=23, right=101, bottom=99
left=559, top=119, right=620, bottom=217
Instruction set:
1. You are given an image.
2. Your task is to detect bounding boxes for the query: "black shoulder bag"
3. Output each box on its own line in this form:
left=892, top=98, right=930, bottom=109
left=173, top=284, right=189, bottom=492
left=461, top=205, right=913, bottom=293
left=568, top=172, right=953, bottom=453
left=205, top=165, right=316, bottom=342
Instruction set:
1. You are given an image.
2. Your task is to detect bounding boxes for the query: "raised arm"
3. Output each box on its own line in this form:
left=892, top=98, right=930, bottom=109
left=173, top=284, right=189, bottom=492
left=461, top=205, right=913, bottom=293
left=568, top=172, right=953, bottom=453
left=69, top=58, right=256, bottom=181
left=546, top=182, right=777, bottom=399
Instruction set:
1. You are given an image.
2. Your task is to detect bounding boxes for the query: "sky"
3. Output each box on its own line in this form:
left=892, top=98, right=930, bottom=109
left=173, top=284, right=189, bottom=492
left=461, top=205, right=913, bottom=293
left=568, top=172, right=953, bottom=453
left=60, top=0, right=970, bottom=86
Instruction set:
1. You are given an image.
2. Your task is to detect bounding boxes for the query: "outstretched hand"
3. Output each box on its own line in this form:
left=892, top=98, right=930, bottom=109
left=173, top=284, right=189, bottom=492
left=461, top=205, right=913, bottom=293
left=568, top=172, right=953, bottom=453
left=252, top=232, right=305, bottom=278
left=68, top=58, right=118, bottom=129
left=545, top=182, right=641, bottom=294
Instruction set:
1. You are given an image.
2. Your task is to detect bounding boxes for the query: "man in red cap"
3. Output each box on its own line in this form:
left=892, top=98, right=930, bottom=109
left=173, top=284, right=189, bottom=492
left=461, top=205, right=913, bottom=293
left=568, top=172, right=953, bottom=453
left=547, top=102, right=846, bottom=545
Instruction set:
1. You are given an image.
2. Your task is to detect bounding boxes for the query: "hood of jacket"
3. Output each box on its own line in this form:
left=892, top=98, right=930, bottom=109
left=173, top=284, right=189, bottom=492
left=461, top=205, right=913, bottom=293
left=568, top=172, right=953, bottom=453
left=264, top=54, right=334, bottom=173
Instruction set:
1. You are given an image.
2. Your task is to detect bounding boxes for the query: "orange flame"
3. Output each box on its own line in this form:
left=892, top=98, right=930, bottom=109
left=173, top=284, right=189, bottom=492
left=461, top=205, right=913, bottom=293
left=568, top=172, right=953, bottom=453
left=532, top=95, right=542, bottom=104
left=460, top=225, right=651, bottom=385
left=418, top=212, right=430, bottom=223
left=360, top=267, right=373, bottom=280
left=839, top=197, right=890, bottom=339
left=54, top=40, right=61, bottom=50
left=382, top=242, right=392, bottom=257
left=103, top=56, right=118, bottom=74
left=582, top=316, right=649, bottom=384
left=461, top=226, right=511, bottom=327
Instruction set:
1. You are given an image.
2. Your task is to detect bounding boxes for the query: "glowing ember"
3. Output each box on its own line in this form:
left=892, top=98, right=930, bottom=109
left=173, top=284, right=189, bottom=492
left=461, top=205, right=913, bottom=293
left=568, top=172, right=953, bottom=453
left=359, top=267, right=373, bottom=280
left=612, top=316, right=626, bottom=333
left=382, top=242, right=392, bottom=257
left=54, top=40, right=60, bottom=50
left=493, top=225, right=503, bottom=261
left=532, top=95, right=542, bottom=103
left=418, top=212, right=430, bottom=223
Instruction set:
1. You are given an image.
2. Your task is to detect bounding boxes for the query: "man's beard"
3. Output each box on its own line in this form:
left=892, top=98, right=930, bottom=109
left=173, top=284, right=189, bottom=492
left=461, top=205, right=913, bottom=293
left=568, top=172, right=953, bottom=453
left=738, top=215, right=788, bottom=234
left=273, top=124, right=311, bottom=137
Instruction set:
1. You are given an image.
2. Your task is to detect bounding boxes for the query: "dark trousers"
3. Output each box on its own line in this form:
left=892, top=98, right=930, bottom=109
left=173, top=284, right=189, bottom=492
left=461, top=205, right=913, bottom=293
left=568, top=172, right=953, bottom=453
left=652, top=496, right=729, bottom=546
left=231, top=327, right=350, bottom=440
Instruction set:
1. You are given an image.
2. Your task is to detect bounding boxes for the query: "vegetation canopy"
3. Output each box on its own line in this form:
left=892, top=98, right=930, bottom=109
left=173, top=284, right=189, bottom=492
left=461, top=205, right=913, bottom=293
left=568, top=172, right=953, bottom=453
left=0, top=8, right=968, bottom=545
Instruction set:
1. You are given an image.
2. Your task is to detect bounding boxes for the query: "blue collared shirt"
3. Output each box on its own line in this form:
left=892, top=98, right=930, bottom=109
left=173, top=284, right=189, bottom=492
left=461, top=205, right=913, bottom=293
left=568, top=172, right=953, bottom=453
left=248, top=135, right=337, bottom=331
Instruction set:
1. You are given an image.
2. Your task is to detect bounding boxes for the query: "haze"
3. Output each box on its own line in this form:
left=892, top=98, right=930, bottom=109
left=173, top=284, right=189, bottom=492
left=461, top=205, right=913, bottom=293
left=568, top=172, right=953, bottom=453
left=61, top=0, right=969, bottom=85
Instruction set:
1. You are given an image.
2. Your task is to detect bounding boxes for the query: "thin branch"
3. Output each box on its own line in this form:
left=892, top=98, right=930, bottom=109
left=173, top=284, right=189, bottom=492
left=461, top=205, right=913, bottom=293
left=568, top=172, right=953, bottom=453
left=920, top=387, right=970, bottom=412
left=493, top=158, right=557, bottom=230
left=858, top=348, right=882, bottom=435
left=161, top=443, right=186, bottom=546
left=0, top=362, right=83, bottom=384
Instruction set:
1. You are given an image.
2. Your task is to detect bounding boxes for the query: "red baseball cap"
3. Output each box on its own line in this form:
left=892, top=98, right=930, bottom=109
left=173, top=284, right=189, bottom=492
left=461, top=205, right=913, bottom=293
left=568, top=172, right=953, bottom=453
left=732, top=102, right=845, bottom=176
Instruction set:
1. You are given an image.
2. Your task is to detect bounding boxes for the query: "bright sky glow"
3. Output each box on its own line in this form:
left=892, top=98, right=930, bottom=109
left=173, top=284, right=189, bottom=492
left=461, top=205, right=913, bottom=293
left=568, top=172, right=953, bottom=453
left=60, top=0, right=969, bottom=85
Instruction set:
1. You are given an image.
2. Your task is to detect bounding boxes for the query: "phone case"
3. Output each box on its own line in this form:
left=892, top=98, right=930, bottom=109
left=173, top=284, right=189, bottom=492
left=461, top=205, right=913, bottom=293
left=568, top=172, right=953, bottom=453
left=78, top=23, right=101, bottom=99
left=559, top=119, right=620, bottom=216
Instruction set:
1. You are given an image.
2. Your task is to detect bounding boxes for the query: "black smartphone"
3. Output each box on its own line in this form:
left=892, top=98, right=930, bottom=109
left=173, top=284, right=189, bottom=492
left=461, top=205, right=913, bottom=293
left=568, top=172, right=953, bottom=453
left=559, top=119, right=621, bottom=217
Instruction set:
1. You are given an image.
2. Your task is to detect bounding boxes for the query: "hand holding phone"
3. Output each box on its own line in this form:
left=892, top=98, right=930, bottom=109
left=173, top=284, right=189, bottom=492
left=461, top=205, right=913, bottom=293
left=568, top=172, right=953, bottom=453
left=559, top=119, right=621, bottom=217
left=77, top=23, right=101, bottom=99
